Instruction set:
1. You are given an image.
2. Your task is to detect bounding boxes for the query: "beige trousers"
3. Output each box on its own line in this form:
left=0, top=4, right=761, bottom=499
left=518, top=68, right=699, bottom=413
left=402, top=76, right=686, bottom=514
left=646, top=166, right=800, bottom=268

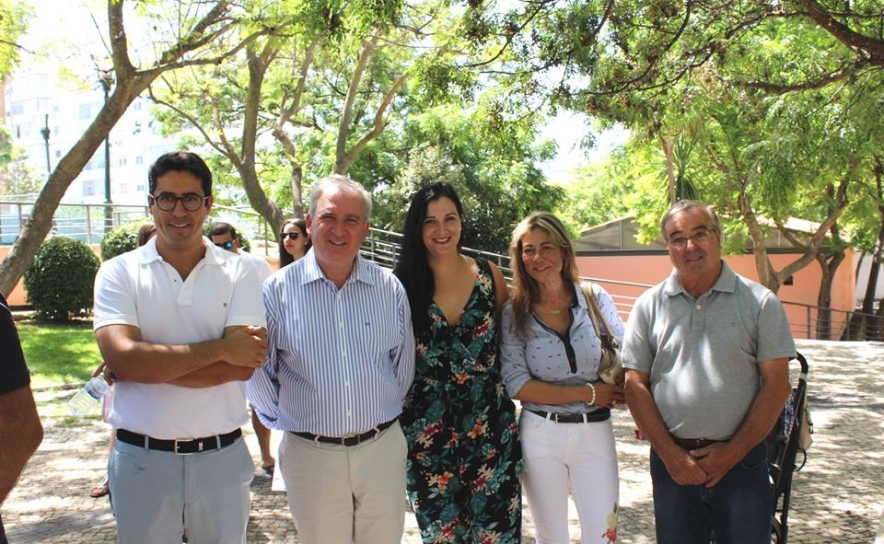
left=278, top=422, right=407, bottom=544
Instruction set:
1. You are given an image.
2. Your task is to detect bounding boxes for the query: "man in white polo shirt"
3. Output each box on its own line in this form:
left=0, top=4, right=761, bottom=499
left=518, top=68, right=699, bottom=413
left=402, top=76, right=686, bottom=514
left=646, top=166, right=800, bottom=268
left=93, top=151, right=267, bottom=543
left=209, top=221, right=276, bottom=475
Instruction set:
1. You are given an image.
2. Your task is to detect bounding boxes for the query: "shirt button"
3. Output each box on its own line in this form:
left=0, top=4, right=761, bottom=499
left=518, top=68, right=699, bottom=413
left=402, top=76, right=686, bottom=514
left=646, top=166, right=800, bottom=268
left=344, top=380, right=350, bottom=387
left=696, top=304, right=701, bottom=310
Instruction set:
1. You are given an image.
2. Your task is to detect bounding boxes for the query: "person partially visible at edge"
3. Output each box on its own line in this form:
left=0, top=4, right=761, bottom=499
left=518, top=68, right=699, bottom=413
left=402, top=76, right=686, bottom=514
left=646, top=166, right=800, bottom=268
left=248, top=174, right=415, bottom=544
left=89, top=222, right=156, bottom=499
left=210, top=221, right=274, bottom=282
left=622, top=200, right=796, bottom=544
left=278, top=217, right=310, bottom=268
left=93, top=151, right=267, bottom=543
left=499, top=211, right=625, bottom=544
left=0, top=293, right=44, bottom=544
left=209, top=221, right=276, bottom=477
left=392, top=182, right=522, bottom=544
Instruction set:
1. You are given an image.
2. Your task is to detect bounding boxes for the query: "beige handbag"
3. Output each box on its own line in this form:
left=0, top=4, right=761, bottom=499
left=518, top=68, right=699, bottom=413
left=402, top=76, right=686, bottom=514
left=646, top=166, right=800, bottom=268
left=581, top=283, right=624, bottom=386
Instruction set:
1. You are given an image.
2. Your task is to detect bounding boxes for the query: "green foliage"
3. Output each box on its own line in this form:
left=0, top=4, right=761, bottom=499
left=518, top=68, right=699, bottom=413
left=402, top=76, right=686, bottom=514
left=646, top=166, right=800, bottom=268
left=0, top=0, right=32, bottom=79
left=100, top=221, right=147, bottom=261
left=555, top=146, right=634, bottom=233
left=0, top=127, right=42, bottom=199
left=24, top=237, right=100, bottom=323
left=370, top=104, right=563, bottom=253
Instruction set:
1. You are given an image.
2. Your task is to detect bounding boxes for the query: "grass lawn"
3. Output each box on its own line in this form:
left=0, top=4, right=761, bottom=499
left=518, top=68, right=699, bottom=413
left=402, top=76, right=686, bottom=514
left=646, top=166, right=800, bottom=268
left=16, top=320, right=101, bottom=388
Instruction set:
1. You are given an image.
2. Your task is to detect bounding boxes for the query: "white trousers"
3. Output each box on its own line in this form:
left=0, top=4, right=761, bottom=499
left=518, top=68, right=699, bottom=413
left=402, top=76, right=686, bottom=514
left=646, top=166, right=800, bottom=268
left=520, top=410, right=620, bottom=544
left=279, top=422, right=407, bottom=544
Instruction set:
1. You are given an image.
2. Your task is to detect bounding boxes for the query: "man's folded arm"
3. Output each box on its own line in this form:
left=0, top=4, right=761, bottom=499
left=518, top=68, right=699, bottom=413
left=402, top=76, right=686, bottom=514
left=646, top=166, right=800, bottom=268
left=97, top=324, right=267, bottom=384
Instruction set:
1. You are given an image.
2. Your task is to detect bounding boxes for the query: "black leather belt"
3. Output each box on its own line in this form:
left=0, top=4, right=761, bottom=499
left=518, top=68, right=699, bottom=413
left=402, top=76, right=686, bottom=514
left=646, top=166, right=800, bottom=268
left=116, top=428, right=242, bottom=455
left=291, top=418, right=397, bottom=447
left=527, top=408, right=610, bottom=423
left=673, top=437, right=722, bottom=450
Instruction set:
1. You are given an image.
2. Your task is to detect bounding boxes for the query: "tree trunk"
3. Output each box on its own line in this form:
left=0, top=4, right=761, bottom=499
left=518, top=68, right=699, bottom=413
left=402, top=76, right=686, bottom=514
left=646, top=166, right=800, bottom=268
left=815, top=251, right=844, bottom=340
left=862, top=155, right=884, bottom=316
left=290, top=162, right=304, bottom=217
left=862, top=229, right=884, bottom=315
left=657, top=132, right=677, bottom=205
left=237, top=45, right=284, bottom=233
left=0, top=0, right=267, bottom=296
left=0, top=80, right=142, bottom=296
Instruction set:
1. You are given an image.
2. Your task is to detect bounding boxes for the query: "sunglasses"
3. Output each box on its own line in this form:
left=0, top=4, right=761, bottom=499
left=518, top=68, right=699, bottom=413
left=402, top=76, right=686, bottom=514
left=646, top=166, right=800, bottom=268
left=214, top=240, right=235, bottom=250
left=280, top=232, right=300, bottom=241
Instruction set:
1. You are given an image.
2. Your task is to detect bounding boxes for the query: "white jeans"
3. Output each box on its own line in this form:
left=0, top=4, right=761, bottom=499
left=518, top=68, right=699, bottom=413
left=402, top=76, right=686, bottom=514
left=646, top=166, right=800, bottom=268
left=520, top=410, right=620, bottom=544
left=279, top=422, right=407, bottom=544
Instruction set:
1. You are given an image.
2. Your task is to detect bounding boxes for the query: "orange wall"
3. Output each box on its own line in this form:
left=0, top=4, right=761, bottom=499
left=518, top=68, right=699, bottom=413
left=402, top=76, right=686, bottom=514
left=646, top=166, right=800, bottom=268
left=0, top=245, right=29, bottom=307
left=577, top=251, right=856, bottom=340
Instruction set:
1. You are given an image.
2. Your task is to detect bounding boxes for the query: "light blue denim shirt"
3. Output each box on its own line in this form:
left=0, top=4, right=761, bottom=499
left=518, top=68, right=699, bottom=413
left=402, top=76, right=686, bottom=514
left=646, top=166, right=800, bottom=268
left=500, top=281, right=624, bottom=414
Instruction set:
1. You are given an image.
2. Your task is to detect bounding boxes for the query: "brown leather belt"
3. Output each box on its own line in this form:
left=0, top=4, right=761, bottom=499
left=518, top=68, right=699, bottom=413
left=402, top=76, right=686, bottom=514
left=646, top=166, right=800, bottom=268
left=291, top=418, right=397, bottom=447
left=673, top=437, right=722, bottom=450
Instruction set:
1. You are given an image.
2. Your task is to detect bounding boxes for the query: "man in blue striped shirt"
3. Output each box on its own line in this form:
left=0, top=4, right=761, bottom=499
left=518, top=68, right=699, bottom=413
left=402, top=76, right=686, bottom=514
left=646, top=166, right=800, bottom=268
left=248, top=174, right=415, bottom=544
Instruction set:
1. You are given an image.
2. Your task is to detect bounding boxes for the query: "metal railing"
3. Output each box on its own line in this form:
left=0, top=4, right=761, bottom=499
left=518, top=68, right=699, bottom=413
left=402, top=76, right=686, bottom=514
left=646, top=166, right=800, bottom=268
left=4, top=201, right=878, bottom=341
left=780, top=301, right=883, bottom=342
left=0, top=201, right=150, bottom=245
left=361, top=228, right=883, bottom=342
left=0, top=201, right=275, bottom=255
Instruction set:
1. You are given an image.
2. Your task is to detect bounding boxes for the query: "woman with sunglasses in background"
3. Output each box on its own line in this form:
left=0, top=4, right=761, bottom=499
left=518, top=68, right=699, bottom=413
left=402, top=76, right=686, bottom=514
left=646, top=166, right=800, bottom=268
left=278, top=218, right=310, bottom=267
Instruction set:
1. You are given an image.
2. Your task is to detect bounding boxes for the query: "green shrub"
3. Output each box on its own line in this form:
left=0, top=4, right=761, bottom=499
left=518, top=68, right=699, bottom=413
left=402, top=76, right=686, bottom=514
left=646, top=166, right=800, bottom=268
left=101, top=221, right=148, bottom=261
left=24, top=236, right=101, bottom=322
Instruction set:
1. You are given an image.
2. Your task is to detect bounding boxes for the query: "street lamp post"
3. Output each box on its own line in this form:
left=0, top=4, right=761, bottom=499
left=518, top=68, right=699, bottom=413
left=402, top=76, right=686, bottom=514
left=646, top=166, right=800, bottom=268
left=39, top=114, right=51, bottom=176
left=99, top=72, right=114, bottom=233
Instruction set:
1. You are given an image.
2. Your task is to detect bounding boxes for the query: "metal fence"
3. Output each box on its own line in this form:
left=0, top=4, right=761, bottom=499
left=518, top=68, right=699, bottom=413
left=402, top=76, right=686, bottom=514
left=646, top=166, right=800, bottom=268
left=362, top=228, right=884, bottom=342
left=0, top=201, right=276, bottom=254
left=0, top=201, right=150, bottom=245
left=3, top=202, right=880, bottom=341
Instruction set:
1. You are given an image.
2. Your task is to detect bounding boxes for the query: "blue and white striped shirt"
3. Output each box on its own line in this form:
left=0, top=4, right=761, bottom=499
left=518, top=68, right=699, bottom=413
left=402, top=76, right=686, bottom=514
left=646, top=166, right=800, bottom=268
left=247, top=251, right=415, bottom=437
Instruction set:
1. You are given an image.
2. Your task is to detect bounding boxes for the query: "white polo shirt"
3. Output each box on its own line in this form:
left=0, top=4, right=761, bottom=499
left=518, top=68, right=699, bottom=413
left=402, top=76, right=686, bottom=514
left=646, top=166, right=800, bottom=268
left=93, top=237, right=267, bottom=439
left=240, top=250, right=273, bottom=283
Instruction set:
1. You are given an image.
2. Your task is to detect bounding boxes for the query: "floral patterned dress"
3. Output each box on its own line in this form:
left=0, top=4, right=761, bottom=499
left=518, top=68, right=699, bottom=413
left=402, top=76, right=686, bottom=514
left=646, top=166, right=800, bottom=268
left=401, top=258, right=522, bottom=544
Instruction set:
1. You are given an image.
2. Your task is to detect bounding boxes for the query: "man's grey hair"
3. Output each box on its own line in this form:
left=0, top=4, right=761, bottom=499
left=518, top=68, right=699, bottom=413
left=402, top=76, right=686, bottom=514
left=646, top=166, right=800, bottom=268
left=308, top=174, right=372, bottom=220
left=660, top=200, right=721, bottom=240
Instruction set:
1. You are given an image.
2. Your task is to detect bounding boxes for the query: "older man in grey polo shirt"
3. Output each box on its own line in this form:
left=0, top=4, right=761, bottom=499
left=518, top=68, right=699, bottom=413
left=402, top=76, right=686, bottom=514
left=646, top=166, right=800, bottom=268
left=622, top=200, right=795, bottom=544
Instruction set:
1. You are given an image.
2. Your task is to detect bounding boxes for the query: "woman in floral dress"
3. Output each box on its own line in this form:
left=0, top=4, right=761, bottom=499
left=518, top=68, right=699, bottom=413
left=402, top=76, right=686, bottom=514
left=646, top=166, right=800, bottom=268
left=394, top=182, right=522, bottom=544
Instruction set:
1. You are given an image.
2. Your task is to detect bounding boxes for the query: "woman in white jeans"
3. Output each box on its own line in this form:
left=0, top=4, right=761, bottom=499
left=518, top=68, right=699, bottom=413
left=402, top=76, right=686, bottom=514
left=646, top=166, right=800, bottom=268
left=500, top=212, right=625, bottom=544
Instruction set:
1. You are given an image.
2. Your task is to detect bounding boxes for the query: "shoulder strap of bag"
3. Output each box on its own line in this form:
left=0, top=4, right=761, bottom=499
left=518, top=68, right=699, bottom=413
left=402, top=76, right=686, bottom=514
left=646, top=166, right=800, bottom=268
left=580, top=282, right=615, bottom=339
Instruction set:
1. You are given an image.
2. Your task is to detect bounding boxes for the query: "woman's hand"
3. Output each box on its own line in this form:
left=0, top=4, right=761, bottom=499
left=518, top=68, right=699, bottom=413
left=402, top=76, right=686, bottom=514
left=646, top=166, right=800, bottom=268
left=588, top=382, right=625, bottom=408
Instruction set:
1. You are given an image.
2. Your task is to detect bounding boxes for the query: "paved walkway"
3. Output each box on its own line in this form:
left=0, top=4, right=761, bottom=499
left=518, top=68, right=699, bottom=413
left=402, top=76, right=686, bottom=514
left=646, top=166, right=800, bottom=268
left=3, top=340, right=883, bottom=543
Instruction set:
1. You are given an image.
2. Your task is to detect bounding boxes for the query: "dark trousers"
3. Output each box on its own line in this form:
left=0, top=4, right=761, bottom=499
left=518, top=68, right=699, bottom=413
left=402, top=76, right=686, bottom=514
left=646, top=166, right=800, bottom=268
left=650, top=442, right=772, bottom=544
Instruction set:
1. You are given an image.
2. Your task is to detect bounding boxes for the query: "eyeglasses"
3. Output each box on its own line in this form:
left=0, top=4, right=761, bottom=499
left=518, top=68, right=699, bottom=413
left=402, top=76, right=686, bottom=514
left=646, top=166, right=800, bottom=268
left=149, top=193, right=210, bottom=212
left=214, top=240, right=235, bottom=250
left=667, top=228, right=716, bottom=249
left=280, top=231, right=300, bottom=241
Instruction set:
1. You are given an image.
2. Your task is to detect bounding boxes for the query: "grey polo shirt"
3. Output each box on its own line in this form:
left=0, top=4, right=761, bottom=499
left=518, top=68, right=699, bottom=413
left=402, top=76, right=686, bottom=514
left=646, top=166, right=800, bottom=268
left=622, top=263, right=796, bottom=440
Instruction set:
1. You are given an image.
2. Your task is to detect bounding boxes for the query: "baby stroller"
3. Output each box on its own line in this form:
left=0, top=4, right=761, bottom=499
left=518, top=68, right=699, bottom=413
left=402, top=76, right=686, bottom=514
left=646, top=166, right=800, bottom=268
left=765, top=352, right=811, bottom=544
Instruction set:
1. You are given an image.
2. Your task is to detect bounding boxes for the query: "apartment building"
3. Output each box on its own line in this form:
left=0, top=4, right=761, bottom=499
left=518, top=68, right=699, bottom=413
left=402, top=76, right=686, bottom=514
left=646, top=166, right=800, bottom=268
left=3, top=69, right=175, bottom=205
